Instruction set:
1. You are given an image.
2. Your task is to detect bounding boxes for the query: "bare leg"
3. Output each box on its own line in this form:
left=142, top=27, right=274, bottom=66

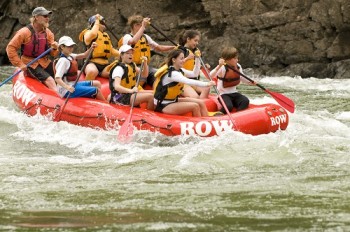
left=179, top=97, right=208, bottom=116
left=132, top=92, right=154, bottom=110
left=162, top=101, right=201, bottom=117
left=182, top=85, right=200, bottom=98
left=44, top=76, right=57, bottom=91
left=95, top=89, right=107, bottom=102
left=196, top=86, right=210, bottom=99
left=85, top=63, right=98, bottom=80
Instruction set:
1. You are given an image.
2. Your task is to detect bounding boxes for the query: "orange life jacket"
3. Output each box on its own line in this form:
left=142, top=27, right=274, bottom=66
left=218, top=65, right=241, bottom=88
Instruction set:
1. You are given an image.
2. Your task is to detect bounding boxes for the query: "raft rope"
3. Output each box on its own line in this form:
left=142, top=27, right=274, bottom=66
left=22, top=102, right=174, bottom=133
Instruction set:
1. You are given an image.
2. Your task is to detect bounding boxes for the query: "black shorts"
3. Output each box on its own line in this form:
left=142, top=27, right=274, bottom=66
left=89, top=62, right=108, bottom=76
left=111, top=93, right=132, bottom=105
left=154, top=99, right=177, bottom=113
left=26, top=62, right=54, bottom=82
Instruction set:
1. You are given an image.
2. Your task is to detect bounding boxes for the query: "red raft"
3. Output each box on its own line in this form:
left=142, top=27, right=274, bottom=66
left=11, top=71, right=289, bottom=137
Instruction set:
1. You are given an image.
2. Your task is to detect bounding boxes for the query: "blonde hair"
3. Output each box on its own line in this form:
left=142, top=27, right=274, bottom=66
left=127, top=15, right=143, bottom=29
left=221, top=47, right=238, bottom=60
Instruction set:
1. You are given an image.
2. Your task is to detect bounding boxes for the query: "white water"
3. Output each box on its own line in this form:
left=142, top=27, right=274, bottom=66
left=0, top=76, right=349, bottom=230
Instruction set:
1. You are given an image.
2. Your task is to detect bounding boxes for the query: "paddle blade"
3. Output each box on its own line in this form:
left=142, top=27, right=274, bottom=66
left=117, top=115, right=134, bottom=143
left=266, top=89, right=295, bottom=113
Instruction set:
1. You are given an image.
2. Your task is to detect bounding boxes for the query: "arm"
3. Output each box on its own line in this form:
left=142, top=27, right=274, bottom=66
left=182, top=57, right=201, bottom=77
left=146, top=35, right=175, bottom=52
left=83, top=15, right=102, bottom=45
left=210, top=58, right=226, bottom=80
left=75, top=42, right=96, bottom=60
left=139, top=57, right=149, bottom=79
left=127, top=17, right=150, bottom=45
left=154, top=44, right=176, bottom=52
left=112, top=66, right=137, bottom=94
left=55, top=58, right=74, bottom=92
left=6, top=28, right=29, bottom=70
left=171, top=71, right=214, bottom=87
left=114, top=77, right=137, bottom=94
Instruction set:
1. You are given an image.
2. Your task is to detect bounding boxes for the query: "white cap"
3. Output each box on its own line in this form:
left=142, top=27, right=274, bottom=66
left=119, top=44, right=134, bottom=53
left=58, top=36, right=76, bottom=46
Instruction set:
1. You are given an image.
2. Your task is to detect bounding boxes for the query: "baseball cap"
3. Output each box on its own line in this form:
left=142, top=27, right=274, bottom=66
left=32, top=7, right=52, bottom=16
left=58, top=36, right=76, bottom=46
left=119, top=45, right=134, bottom=53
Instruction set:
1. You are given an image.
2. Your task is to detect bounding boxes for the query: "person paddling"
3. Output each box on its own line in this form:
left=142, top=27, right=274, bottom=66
left=6, top=6, right=58, bottom=91
left=54, top=36, right=106, bottom=102
left=153, top=49, right=215, bottom=117
left=210, top=46, right=256, bottom=114
left=108, top=45, right=154, bottom=110
left=79, top=14, right=119, bottom=80
left=177, top=30, right=210, bottom=99
left=119, top=15, right=176, bottom=88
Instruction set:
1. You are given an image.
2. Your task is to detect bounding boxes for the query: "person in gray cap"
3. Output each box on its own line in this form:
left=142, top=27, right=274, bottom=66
left=6, top=6, right=58, bottom=91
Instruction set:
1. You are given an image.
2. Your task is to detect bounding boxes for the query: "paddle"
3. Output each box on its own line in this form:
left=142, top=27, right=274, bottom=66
left=117, top=61, right=145, bottom=143
left=54, top=48, right=94, bottom=122
left=149, top=23, right=177, bottom=46
left=225, top=64, right=295, bottom=113
left=0, top=48, right=53, bottom=87
left=198, top=57, right=236, bottom=126
left=104, top=22, right=119, bottom=43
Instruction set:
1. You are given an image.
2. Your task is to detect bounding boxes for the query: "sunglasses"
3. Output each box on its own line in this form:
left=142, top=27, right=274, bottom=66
left=42, top=15, right=50, bottom=18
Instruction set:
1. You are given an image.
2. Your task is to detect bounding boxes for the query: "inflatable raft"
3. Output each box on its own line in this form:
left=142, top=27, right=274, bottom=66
left=11, top=71, right=289, bottom=137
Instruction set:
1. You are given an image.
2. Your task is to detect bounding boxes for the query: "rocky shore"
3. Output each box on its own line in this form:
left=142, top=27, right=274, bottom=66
left=1, top=0, right=349, bottom=78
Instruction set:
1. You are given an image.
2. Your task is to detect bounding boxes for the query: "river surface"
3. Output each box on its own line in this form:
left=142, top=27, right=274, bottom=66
left=0, top=66, right=349, bottom=231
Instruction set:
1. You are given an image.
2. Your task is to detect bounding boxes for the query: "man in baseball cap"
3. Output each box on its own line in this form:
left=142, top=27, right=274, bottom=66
left=6, top=6, right=58, bottom=91
left=32, top=7, right=52, bottom=16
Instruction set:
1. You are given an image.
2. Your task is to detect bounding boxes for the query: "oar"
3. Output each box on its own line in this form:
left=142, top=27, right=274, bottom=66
left=118, top=61, right=145, bottom=143
left=225, top=64, right=295, bottom=113
left=149, top=23, right=177, bottom=46
left=54, top=48, right=94, bottom=122
left=0, top=48, right=52, bottom=87
left=199, top=57, right=236, bottom=127
left=104, top=22, right=119, bottom=43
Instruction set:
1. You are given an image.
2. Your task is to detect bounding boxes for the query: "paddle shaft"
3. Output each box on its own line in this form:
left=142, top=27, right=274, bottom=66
left=198, top=57, right=236, bottom=126
left=149, top=23, right=177, bottom=46
left=55, top=48, right=94, bottom=121
left=0, top=48, right=53, bottom=87
left=128, top=61, right=145, bottom=120
left=117, top=61, right=145, bottom=142
left=104, top=23, right=119, bottom=42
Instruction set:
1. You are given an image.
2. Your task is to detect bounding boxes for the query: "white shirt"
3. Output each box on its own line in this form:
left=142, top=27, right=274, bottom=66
left=55, top=53, right=78, bottom=97
left=111, top=65, right=125, bottom=80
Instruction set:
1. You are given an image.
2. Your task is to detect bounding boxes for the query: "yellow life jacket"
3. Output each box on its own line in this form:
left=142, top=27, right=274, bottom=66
left=120, top=34, right=151, bottom=65
left=183, top=48, right=195, bottom=71
left=134, top=35, right=151, bottom=65
left=182, top=47, right=200, bottom=79
left=79, top=29, right=113, bottom=65
left=153, top=65, right=184, bottom=103
left=109, top=61, right=137, bottom=91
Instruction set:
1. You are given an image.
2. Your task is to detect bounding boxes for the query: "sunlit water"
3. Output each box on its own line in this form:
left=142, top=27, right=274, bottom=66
left=0, top=67, right=349, bottom=231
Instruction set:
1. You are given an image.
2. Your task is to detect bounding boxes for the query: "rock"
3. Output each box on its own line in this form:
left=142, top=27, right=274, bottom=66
left=0, top=0, right=349, bottom=78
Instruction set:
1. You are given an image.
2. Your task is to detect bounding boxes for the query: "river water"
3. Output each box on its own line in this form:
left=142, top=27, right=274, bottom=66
left=0, top=66, right=349, bottom=231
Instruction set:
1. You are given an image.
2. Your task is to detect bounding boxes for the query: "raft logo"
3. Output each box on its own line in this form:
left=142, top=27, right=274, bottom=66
left=13, top=82, right=37, bottom=106
left=180, top=120, right=233, bottom=136
left=270, top=114, right=287, bottom=126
